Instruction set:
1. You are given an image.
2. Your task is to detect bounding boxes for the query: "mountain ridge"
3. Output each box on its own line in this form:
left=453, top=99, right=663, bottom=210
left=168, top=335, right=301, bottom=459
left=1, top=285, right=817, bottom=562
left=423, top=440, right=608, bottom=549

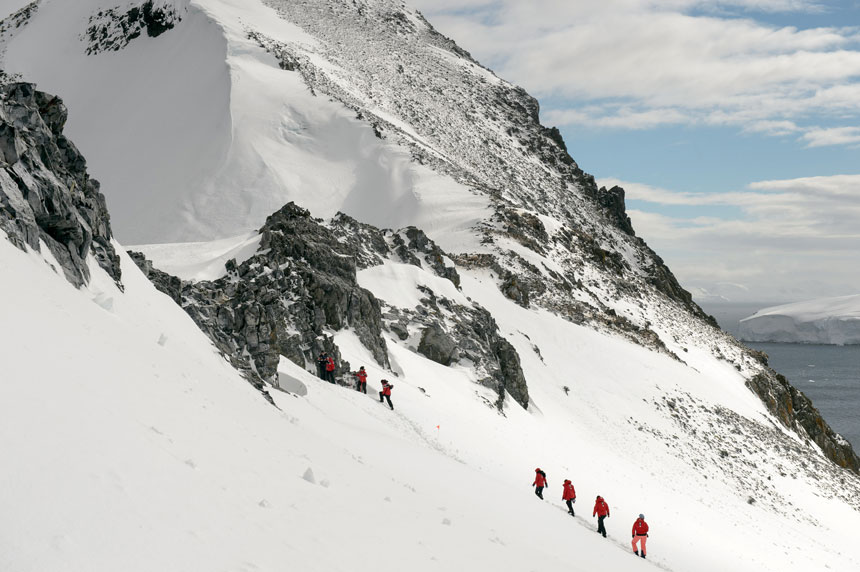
left=2, top=2, right=860, bottom=570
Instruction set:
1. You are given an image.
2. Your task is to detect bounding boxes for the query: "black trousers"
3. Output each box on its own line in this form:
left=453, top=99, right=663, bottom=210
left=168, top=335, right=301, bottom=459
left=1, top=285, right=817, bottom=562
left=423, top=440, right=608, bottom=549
left=379, top=392, right=393, bottom=409
left=356, top=381, right=366, bottom=393
left=566, top=500, right=575, bottom=515
left=317, top=364, right=325, bottom=379
left=597, top=515, right=607, bottom=537
left=325, top=370, right=335, bottom=383
left=534, top=486, right=544, bottom=499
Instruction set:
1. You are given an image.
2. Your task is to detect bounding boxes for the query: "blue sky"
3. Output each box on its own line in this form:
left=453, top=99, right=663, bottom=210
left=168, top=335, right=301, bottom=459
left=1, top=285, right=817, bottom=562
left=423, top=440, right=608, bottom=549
left=413, top=0, right=860, bottom=304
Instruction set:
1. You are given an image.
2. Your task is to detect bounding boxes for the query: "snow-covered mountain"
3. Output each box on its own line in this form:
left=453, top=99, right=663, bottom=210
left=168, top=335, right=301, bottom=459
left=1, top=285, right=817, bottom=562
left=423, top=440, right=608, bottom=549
left=740, top=294, right=860, bottom=344
left=2, top=1, right=860, bottom=571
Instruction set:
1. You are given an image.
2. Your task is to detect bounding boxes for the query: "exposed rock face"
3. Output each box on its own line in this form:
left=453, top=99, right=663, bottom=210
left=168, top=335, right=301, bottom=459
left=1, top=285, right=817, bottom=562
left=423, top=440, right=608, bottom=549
left=748, top=370, right=859, bottom=472
left=140, top=203, right=391, bottom=395
left=417, top=323, right=456, bottom=366
left=393, top=227, right=460, bottom=288
left=83, top=1, right=183, bottom=55
left=385, top=287, right=530, bottom=410
left=248, top=3, right=714, bottom=361
left=597, top=185, right=635, bottom=236
left=0, top=83, right=120, bottom=288
left=127, top=250, right=181, bottom=303
left=132, top=203, right=531, bottom=410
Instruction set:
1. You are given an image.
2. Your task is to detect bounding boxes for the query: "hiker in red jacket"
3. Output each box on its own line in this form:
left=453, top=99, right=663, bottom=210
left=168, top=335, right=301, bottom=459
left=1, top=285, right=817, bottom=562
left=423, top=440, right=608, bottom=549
left=325, top=355, right=336, bottom=384
left=593, top=495, right=610, bottom=537
left=532, top=468, right=548, bottom=499
left=354, top=366, right=368, bottom=393
left=562, top=479, right=576, bottom=516
left=379, top=379, right=394, bottom=409
left=632, top=514, right=649, bottom=558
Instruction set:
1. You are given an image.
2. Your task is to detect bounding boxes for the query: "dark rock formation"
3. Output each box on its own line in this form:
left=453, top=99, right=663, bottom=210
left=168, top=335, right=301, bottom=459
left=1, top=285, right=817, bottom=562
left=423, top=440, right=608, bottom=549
left=0, top=83, right=121, bottom=288
left=127, top=204, right=395, bottom=397
left=127, top=250, right=181, bottom=303
left=178, top=203, right=389, bottom=390
left=386, top=286, right=530, bottom=410
left=417, top=323, right=456, bottom=366
left=597, top=185, right=635, bottom=236
left=83, top=1, right=182, bottom=55
left=130, top=202, right=530, bottom=410
left=392, top=226, right=460, bottom=287
left=748, top=370, right=859, bottom=473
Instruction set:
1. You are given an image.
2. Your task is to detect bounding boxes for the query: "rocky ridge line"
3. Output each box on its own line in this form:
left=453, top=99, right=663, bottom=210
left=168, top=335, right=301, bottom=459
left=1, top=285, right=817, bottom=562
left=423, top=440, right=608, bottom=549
left=82, top=0, right=183, bottom=55
left=131, top=203, right=530, bottom=410
left=246, top=0, right=860, bottom=474
left=0, top=83, right=120, bottom=288
left=0, top=2, right=40, bottom=84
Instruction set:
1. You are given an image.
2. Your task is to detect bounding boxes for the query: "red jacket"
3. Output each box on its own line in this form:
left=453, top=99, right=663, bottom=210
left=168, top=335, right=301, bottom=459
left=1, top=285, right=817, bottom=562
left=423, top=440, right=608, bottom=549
left=325, top=357, right=335, bottom=372
left=593, top=497, right=610, bottom=517
left=356, top=370, right=367, bottom=383
left=381, top=383, right=392, bottom=396
left=533, top=470, right=547, bottom=488
left=632, top=519, right=649, bottom=536
left=562, top=481, right=576, bottom=501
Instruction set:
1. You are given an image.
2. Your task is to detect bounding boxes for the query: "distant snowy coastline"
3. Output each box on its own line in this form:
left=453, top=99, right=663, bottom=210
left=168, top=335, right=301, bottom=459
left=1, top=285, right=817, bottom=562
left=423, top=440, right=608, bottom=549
left=739, top=294, right=860, bottom=344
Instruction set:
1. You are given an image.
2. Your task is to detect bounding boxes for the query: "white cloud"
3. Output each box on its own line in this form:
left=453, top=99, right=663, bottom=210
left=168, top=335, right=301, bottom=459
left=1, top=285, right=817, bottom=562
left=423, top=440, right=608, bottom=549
left=749, top=173, right=860, bottom=196
left=800, top=126, right=860, bottom=147
left=602, top=175, right=860, bottom=301
left=412, top=0, right=860, bottom=144
left=742, top=119, right=801, bottom=135
left=542, top=107, right=690, bottom=130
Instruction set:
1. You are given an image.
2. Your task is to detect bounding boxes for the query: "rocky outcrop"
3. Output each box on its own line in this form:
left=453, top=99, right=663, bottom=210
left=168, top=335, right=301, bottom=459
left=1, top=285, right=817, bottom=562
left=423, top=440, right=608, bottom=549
left=127, top=250, right=181, bottom=303
left=386, top=287, right=530, bottom=410
left=597, top=185, right=635, bottom=236
left=131, top=202, right=531, bottom=410
left=83, top=1, right=183, bottom=55
left=392, top=227, right=460, bottom=288
left=146, top=203, right=391, bottom=394
left=0, top=83, right=121, bottom=288
left=417, top=323, right=456, bottom=366
left=747, top=370, right=859, bottom=473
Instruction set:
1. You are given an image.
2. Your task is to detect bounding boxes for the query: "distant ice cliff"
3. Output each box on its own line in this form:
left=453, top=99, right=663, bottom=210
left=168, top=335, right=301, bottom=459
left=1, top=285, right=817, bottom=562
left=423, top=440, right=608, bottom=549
left=740, top=294, right=860, bottom=344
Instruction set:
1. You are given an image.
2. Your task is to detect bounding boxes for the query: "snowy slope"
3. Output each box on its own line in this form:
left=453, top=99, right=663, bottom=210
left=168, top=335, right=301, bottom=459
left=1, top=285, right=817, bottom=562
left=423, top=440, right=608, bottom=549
left=3, top=1, right=860, bottom=571
left=1, top=0, right=490, bottom=246
left=1, top=0, right=709, bottom=356
left=3, top=234, right=860, bottom=572
left=1, top=238, right=667, bottom=572
left=740, top=294, right=860, bottom=344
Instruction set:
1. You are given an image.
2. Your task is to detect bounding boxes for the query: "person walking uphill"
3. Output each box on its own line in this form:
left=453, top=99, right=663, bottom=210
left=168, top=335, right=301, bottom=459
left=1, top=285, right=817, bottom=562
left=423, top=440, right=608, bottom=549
left=562, top=479, right=576, bottom=515
left=532, top=468, right=548, bottom=499
left=593, top=496, right=610, bottom=537
left=379, top=379, right=394, bottom=409
left=355, top=366, right=367, bottom=393
left=325, top=354, right=336, bottom=384
left=317, top=352, right=327, bottom=380
left=632, top=514, right=649, bottom=558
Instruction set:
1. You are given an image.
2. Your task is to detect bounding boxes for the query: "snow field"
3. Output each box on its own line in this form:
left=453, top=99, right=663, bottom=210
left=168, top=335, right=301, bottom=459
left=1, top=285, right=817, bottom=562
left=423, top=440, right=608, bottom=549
left=2, top=237, right=670, bottom=571
left=3, top=0, right=493, bottom=246
left=350, top=259, right=860, bottom=572
left=2, top=0, right=859, bottom=569
left=130, top=236, right=860, bottom=571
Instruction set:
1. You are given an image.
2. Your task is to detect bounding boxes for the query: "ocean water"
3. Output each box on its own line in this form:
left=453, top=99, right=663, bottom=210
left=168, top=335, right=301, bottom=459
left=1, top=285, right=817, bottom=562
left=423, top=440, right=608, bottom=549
left=700, top=302, right=860, bottom=450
